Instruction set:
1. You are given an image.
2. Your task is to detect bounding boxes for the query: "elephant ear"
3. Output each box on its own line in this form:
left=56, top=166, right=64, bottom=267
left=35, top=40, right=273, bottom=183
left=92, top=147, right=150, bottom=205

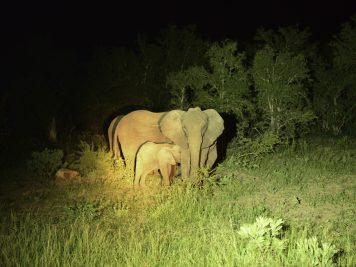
left=159, top=110, right=188, bottom=149
left=158, top=148, right=176, bottom=166
left=202, top=109, right=224, bottom=148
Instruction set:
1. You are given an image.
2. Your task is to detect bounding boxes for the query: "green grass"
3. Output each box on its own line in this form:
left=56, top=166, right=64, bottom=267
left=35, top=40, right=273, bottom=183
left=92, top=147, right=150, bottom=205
left=0, top=136, right=355, bottom=266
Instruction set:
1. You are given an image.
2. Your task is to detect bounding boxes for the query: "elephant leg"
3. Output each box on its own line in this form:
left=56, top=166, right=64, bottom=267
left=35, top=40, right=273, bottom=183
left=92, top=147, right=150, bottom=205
left=134, top=171, right=140, bottom=186
left=206, top=143, right=217, bottom=169
left=180, top=149, right=190, bottom=178
left=200, top=147, right=209, bottom=167
left=140, top=171, right=150, bottom=187
left=108, top=132, right=113, bottom=154
left=169, top=164, right=179, bottom=183
left=113, top=136, right=119, bottom=159
left=159, top=163, right=171, bottom=186
left=111, top=117, right=122, bottom=158
left=134, top=159, right=143, bottom=185
left=120, top=141, right=138, bottom=176
left=123, top=152, right=136, bottom=177
left=170, top=164, right=178, bottom=177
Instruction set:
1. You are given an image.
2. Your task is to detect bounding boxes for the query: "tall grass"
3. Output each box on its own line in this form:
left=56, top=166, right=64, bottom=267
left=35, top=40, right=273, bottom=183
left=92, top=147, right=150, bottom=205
left=0, top=137, right=355, bottom=266
left=1, top=182, right=353, bottom=266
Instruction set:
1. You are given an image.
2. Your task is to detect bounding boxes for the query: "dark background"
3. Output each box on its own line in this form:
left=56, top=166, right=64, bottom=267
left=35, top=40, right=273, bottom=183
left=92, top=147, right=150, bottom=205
left=2, top=1, right=356, bottom=48
left=1, top=1, right=356, bottom=168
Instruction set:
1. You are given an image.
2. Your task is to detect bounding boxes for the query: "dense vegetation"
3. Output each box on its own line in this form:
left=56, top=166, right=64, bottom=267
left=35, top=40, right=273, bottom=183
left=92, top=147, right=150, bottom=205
left=2, top=17, right=356, bottom=153
left=1, top=15, right=355, bottom=267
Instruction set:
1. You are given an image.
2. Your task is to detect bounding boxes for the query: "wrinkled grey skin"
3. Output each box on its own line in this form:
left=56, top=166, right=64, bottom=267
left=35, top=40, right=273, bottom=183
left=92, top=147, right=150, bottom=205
left=135, top=142, right=181, bottom=186
left=116, top=107, right=224, bottom=178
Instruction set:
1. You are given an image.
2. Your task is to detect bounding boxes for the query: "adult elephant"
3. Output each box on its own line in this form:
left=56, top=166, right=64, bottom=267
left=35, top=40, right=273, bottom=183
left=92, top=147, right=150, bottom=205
left=116, top=107, right=224, bottom=178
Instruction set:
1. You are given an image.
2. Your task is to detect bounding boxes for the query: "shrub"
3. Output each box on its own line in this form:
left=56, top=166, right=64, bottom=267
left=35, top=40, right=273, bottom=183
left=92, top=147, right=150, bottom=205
left=226, top=131, right=280, bottom=168
left=238, top=216, right=286, bottom=255
left=70, top=141, right=114, bottom=179
left=238, top=217, right=339, bottom=265
left=113, top=157, right=134, bottom=181
left=64, top=201, right=104, bottom=222
left=26, top=148, right=64, bottom=178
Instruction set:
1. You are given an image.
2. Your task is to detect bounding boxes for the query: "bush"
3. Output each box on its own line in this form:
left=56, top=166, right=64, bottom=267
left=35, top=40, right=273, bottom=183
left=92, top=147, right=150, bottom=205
left=238, top=217, right=338, bottom=265
left=238, top=216, right=286, bottom=255
left=70, top=141, right=114, bottom=179
left=113, top=157, right=134, bottom=181
left=26, top=148, right=64, bottom=178
left=226, top=131, right=280, bottom=168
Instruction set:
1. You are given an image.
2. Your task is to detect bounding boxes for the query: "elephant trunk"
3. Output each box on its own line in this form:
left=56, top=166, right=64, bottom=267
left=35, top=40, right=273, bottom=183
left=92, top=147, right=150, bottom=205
left=188, top=136, right=202, bottom=177
left=180, top=149, right=190, bottom=179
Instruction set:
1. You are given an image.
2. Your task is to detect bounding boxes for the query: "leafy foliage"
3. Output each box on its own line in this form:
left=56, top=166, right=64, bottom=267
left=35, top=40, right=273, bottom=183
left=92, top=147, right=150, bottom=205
left=168, top=40, right=251, bottom=116
left=26, top=148, right=64, bottom=178
left=296, top=237, right=338, bottom=266
left=137, top=25, right=206, bottom=109
left=313, top=15, right=356, bottom=135
left=113, top=157, right=134, bottom=181
left=70, top=141, right=114, bottom=179
left=331, top=16, right=356, bottom=72
left=252, top=45, right=315, bottom=141
left=238, top=217, right=339, bottom=266
left=166, top=66, right=206, bottom=110
left=65, top=201, right=104, bottom=222
left=226, top=130, right=280, bottom=168
left=238, top=216, right=286, bottom=255
left=254, top=26, right=315, bottom=57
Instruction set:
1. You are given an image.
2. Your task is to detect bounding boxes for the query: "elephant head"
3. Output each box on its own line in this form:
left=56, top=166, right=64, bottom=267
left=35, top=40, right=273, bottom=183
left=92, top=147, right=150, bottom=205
left=157, top=144, right=181, bottom=185
left=157, top=144, right=181, bottom=167
left=159, top=107, right=224, bottom=177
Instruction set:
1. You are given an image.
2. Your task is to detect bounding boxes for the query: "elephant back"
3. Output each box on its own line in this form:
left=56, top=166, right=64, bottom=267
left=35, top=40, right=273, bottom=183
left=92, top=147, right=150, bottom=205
left=117, top=110, right=171, bottom=161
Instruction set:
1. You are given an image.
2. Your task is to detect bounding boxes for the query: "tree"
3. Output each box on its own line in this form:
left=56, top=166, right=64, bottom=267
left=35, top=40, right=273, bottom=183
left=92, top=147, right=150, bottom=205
left=331, top=16, right=356, bottom=72
left=136, top=25, right=206, bottom=109
left=254, top=26, right=316, bottom=58
left=252, top=46, right=315, bottom=141
left=167, top=40, right=251, bottom=120
left=313, top=15, right=356, bottom=135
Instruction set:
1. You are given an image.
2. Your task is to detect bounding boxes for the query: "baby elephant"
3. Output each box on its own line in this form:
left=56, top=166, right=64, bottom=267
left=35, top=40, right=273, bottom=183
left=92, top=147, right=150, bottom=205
left=134, top=142, right=181, bottom=186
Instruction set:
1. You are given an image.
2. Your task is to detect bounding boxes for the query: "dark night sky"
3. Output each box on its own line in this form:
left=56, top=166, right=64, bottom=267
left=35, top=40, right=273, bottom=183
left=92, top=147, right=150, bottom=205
left=2, top=1, right=356, bottom=48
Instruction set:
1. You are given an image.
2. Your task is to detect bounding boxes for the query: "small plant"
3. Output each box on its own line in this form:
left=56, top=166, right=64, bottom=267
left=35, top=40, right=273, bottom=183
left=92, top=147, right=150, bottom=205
left=64, top=200, right=104, bottom=221
left=190, top=167, right=219, bottom=191
left=238, top=216, right=286, bottom=255
left=70, top=141, right=114, bottom=179
left=113, top=157, right=134, bottom=180
left=26, top=148, right=64, bottom=178
left=296, top=237, right=338, bottom=266
left=111, top=200, right=129, bottom=218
